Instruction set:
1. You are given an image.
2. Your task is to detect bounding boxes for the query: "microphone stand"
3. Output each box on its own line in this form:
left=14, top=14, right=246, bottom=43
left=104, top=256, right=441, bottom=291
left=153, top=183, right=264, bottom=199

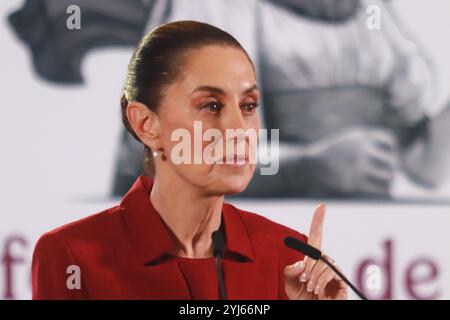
left=215, top=252, right=227, bottom=300
left=212, top=230, right=227, bottom=300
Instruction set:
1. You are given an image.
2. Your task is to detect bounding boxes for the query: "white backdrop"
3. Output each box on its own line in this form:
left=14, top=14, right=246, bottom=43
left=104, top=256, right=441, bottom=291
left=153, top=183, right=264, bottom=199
left=1, top=0, right=449, bottom=299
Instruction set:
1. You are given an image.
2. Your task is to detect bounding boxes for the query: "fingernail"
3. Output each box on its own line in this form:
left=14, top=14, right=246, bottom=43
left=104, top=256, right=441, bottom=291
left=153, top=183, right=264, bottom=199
left=314, top=285, right=320, bottom=295
left=294, top=261, right=305, bottom=270
left=307, top=281, right=314, bottom=292
left=300, top=272, right=308, bottom=282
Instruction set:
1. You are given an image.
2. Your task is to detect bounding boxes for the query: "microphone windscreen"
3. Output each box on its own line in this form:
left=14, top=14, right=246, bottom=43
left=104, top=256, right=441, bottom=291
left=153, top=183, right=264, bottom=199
left=212, top=230, right=225, bottom=257
left=284, top=236, right=322, bottom=260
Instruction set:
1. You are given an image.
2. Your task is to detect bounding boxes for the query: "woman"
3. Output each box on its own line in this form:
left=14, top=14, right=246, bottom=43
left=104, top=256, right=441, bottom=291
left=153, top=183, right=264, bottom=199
left=32, top=21, right=347, bottom=300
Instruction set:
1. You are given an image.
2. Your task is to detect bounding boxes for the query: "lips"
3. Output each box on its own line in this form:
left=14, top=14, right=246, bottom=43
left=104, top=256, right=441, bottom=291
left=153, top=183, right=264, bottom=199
left=221, top=154, right=249, bottom=165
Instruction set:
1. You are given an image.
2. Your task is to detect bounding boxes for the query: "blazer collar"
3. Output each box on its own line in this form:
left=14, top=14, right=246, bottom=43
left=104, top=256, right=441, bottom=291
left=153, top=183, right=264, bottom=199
left=120, top=175, right=255, bottom=265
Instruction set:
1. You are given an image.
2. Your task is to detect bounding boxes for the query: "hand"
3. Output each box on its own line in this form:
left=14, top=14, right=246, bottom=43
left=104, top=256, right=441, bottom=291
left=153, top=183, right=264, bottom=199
left=307, top=127, right=399, bottom=197
left=284, top=204, right=348, bottom=300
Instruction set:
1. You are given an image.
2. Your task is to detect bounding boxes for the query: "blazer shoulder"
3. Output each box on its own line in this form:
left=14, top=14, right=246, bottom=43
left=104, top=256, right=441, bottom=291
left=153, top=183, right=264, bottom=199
left=34, top=204, right=124, bottom=257
left=32, top=205, right=123, bottom=299
left=42, top=205, right=122, bottom=238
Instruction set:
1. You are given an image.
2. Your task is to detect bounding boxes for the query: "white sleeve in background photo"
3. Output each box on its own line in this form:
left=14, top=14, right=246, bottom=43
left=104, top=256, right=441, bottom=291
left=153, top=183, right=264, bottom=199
left=257, top=0, right=437, bottom=124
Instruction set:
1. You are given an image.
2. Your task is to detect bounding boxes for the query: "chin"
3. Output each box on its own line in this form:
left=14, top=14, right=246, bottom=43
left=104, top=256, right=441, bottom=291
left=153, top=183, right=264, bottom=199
left=222, top=180, right=249, bottom=195
left=192, top=164, right=255, bottom=195
left=213, top=169, right=254, bottom=195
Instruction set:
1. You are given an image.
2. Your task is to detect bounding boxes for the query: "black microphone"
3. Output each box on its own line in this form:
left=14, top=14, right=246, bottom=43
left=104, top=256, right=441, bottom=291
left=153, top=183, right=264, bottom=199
left=212, top=230, right=227, bottom=300
left=284, top=236, right=368, bottom=300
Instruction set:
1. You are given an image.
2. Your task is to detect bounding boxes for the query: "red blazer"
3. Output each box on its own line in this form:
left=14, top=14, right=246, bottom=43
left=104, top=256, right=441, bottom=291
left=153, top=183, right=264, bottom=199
left=32, top=175, right=307, bottom=299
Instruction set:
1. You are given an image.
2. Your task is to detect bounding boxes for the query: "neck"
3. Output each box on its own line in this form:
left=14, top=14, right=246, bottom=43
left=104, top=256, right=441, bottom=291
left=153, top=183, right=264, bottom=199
left=150, top=174, right=224, bottom=259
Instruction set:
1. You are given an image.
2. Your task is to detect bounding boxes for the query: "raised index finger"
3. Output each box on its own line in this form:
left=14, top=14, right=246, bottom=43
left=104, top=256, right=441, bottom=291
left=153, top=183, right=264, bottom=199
left=307, top=203, right=326, bottom=249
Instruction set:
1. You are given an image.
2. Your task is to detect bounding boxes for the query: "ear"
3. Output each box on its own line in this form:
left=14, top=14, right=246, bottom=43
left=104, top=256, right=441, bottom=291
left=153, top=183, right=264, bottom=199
left=126, top=101, right=160, bottom=146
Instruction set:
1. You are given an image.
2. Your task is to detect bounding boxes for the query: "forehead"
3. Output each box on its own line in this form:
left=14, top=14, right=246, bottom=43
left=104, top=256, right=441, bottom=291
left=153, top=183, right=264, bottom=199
left=177, top=45, right=256, bottom=90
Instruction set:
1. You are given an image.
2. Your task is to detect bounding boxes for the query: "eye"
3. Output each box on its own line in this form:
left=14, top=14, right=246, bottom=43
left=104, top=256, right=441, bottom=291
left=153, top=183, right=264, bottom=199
left=201, top=102, right=224, bottom=114
left=241, top=102, right=260, bottom=115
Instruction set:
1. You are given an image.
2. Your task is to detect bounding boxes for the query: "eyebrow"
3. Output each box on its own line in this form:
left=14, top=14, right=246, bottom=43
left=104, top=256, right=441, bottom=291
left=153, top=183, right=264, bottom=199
left=190, top=84, right=259, bottom=95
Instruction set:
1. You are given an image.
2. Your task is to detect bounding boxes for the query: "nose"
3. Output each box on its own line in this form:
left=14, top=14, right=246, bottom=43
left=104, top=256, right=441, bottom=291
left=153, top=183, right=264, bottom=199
left=220, top=101, right=247, bottom=132
left=219, top=101, right=251, bottom=147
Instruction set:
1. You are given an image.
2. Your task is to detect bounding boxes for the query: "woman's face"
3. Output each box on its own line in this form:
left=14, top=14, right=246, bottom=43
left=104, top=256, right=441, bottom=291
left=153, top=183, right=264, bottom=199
left=156, top=45, right=260, bottom=195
